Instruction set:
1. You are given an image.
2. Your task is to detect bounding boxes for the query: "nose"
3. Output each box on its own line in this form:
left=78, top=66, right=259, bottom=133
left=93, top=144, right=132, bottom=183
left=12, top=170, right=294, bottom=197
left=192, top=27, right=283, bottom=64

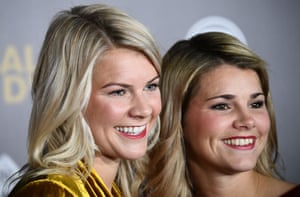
left=233, top=109, right=255, bottom=130
left=129, top=93, right=152, bottom=119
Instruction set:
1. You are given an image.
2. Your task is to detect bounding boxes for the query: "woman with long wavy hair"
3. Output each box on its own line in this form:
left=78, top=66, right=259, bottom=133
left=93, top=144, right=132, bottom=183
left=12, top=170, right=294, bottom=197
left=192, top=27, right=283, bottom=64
left=145, top=32, right=299, bottom=197
left=7, top=4, right=161, bottom=197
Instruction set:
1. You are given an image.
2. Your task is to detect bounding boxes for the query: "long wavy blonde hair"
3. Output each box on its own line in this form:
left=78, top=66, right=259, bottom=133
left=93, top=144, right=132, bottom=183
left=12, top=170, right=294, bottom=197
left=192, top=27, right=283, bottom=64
left=145, top=32, right=280, bottom=196
left=8, top=4, right=161, bottom=197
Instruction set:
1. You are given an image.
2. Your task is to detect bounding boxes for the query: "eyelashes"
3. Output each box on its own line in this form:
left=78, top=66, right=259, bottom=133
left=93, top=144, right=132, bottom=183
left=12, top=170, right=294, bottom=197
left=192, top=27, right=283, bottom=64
left=210, top=100, right=266, bottom=111
left=211, top=103, right=229, bottom=110
left=108, top=89, right=126, bottom=96
left=107, top=82, right=159, bottom=97
left=250, top=100, right=265, bottom=109
left=145, top=82, right=159, bottom=91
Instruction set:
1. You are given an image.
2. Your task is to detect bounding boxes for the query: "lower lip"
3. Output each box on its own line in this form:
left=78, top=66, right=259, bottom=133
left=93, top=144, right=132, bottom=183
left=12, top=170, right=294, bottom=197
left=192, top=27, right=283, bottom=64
left=119, top=128, right=147, bottom=139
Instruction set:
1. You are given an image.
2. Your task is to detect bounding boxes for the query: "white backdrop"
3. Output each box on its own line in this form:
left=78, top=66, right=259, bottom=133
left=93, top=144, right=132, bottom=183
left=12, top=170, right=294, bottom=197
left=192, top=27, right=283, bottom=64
left=1, top=0, right=299, bottom=186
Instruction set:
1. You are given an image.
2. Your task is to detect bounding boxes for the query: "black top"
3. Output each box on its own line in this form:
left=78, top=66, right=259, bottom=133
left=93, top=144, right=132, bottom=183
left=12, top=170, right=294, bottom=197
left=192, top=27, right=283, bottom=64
left=281, top=185, right=300, bottom=197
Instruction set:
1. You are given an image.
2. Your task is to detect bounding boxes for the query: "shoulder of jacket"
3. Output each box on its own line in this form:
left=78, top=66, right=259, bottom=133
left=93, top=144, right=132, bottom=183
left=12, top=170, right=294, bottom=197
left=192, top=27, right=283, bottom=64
left=12, top=174, right=88, bottom=197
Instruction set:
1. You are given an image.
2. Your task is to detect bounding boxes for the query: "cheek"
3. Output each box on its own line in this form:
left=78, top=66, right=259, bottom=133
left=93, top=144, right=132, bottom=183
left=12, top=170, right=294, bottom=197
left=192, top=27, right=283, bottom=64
left=85, top=98, right=126, bottom=127
left=256, top=112, right=271, bottom=136
left=146, top=92, right=162, bottom=119
left=153, top=95, right=162, bottom=116
left=183, top=110, right=222, bottom=141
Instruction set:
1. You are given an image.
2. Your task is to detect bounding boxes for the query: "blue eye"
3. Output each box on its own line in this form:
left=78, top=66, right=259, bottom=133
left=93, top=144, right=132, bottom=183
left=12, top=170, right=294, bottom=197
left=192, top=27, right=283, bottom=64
left=211, top=103, right=230, bottom=110
left=145, top=83, right=159, bottom=91
left=109, top=89, right=126, bottom=96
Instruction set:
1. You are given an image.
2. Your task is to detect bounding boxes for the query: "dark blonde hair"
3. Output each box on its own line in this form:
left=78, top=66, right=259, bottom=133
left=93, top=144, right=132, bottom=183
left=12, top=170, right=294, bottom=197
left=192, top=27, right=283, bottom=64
left=146, top=32, right=279, bottom=196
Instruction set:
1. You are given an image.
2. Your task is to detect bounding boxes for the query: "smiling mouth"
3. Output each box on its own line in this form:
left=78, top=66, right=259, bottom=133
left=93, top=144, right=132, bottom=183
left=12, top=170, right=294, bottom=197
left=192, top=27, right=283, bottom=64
left=223, top=136, right=256, bottom=146
left=115, top=125, right=146, bottom=136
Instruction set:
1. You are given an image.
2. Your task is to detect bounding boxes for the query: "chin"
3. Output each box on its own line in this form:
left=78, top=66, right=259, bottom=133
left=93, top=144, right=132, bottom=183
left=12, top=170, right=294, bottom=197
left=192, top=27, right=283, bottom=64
left=224, top=156, right=257, bottom=171
left=232, top=162, right=257, bottom=173
left=123, top=148, right=147, bottom=160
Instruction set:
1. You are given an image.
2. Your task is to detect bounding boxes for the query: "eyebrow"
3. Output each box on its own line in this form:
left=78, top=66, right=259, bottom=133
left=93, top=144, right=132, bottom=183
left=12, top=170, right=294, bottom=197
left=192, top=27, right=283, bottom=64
left=148, top=75, right=160, bottom=83
left=206, top=92, right=264, bottom=101
left=101, top=75, right=160, bottom=89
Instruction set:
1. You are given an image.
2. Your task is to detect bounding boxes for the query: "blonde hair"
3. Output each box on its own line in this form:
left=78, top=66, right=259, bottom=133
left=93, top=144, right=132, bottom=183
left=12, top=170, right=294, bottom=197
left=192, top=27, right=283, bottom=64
left=8, top=4, right=161, bottom=197
left=145, top=32, right=279, bottom=196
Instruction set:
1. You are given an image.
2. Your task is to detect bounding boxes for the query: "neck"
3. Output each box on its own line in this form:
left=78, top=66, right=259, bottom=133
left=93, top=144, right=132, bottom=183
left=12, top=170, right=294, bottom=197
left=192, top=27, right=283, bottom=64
left=189, top=163, right=262, bottom=197
left=93, top=153, right=121, bottom=191
left=188, top=160, right=295, bottom=197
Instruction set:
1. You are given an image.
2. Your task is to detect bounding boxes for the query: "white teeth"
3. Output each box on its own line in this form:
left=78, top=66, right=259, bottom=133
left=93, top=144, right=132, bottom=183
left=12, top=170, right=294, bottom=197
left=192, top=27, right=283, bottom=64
left=223, top=138, right=254, bottom=146
left=115, top=125, right=146, bottom=135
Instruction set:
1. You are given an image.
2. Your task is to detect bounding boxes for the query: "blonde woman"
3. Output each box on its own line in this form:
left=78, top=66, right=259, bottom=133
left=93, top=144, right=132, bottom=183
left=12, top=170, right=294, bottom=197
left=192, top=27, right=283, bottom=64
left=7, top=4, right=161, bottom=197
left=145, top=32, right=299, bottom=196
